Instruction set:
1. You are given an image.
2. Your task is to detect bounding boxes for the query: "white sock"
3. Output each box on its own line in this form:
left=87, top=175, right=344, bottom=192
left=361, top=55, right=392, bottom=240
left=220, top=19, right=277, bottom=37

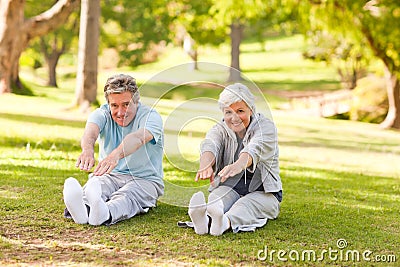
left=207, top=199, right=230, bottom=236
left=63, top=177, right=88, bottom=224
left=188, top=191, right=209, bottom=235
left=85, top=179, right=110, bottom=226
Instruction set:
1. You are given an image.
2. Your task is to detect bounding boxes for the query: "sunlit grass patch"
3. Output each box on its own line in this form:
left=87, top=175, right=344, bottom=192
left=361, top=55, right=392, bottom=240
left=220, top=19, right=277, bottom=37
left=1, top=35, right=398, bottom=266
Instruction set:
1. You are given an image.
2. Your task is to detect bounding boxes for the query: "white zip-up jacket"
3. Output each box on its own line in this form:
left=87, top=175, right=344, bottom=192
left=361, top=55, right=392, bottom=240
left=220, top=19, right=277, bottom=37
left=200, top=113, right=282, bottom=193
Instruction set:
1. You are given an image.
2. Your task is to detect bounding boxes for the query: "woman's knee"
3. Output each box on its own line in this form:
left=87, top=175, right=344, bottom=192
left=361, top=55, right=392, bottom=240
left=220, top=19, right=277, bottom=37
left=208, top=187, right=240, bottom=213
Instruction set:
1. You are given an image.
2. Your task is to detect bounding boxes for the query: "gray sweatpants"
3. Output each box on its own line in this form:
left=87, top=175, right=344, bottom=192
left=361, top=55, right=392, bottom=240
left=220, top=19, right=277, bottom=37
left=208, top=186, right=280, bottom=233
left=82, top=173, right=163, bottom=225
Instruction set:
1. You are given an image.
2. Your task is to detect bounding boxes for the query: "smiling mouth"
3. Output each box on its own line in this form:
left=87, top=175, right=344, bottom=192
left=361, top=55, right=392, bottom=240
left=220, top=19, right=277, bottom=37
left=115, top=117, right=127, bottom=125
left=117, top=114, right=128, bottom=119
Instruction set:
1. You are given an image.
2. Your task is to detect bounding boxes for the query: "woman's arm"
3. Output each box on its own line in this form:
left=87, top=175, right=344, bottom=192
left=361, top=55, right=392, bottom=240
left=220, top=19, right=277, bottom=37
left=241, top=117, right=278, bottom=172
left=217, top=152, right=252, bottom=183
left=196, top=123, right=225, bottom=183
left=195, top=151, right=216, bottom=182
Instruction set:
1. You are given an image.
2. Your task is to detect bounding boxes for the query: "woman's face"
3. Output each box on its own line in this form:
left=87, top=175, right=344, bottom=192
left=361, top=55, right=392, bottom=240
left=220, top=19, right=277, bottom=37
left=223, top=101, right=252, bottom=135
left=108, top=91, right=138, bottom=127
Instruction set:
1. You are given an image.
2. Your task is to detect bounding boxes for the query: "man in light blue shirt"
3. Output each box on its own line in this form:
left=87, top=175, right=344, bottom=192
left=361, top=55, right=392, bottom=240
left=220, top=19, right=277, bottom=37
left=63, top=74, right=164, bottom=225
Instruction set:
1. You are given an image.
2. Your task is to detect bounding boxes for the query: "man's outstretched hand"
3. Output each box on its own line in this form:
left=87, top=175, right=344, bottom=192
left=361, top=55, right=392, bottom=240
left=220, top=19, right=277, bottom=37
left=76, top=150, right=95, bottom=172
left=92, top=155, right=118, bottom=176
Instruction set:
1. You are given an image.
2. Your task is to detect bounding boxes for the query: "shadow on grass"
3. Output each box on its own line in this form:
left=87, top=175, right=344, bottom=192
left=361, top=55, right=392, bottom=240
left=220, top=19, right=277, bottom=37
left=139, top=82, right=222, bottom=100
left=0, top=136, right=82, bottom=152
left=256, top=79, right=341, bottom=92
left=1, top=163, right=399, bottom=266
left=281, top=165, right=399, bottom=207
left=0, top=112, right=85, bottom=128
left=11, top=80, right=35, bottom=96
left=0, top=163, right=86, bottom=215
left=0, top=163, right=85, bottom=183
left=280, top=138, right=400, bottom=155
left=276, top=165, right=399, bottom=250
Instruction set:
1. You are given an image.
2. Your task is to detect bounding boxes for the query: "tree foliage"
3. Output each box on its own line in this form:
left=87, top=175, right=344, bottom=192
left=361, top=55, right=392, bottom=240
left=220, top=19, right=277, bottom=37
left=175, top=0, right=226, bottom=46
left=299, top=0, right=400, bottom=74
left=26, top=0, right=80, bottom=87
left=176, top=0, right=297, bottom=81
left=0, top=0, right=80, bottom=94
left=298, top=0, right=400, bottom=128
left=101, top=0, right=176, bottom=67
left=303, top=30, right=371, bottom=89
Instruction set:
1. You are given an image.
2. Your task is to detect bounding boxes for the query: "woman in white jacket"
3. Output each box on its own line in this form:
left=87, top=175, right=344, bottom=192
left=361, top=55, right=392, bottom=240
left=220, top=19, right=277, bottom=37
left=188, top=83, right=282, bottom=235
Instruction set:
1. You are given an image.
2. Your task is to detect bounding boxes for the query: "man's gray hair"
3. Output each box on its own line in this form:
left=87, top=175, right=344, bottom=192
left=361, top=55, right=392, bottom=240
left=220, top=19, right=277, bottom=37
left=104, top=74, right=140, bottom=102
left=218, top=83, right=256, bottom=113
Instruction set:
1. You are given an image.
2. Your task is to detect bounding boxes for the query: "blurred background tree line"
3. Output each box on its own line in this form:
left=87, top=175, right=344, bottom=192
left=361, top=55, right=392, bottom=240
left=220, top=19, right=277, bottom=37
left=0, top=0, right=399, bottom=129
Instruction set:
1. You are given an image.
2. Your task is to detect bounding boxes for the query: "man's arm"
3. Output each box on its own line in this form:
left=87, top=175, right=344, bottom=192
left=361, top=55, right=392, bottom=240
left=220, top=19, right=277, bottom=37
left=92, top=128, right=154, bottom=176
left=76, top=122, right=100, bottom=171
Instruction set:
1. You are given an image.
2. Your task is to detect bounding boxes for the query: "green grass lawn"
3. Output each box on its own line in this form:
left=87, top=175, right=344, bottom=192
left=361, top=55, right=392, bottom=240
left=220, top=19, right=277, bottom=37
left=1, top=35, right=399, bottom=266
left=1, top=91, right=399, bottom=266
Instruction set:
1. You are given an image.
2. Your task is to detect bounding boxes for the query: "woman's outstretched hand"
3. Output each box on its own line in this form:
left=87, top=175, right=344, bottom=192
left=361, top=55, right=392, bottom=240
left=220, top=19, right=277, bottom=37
left=218, top=162, right=244, bottom=183
left=218, top=153, right=252, bottom=182
left=195, top=165, right=215, bottom=184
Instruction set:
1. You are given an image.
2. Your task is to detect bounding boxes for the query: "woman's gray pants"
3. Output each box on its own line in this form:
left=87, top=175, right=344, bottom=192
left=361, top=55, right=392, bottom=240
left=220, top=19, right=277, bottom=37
left=208, top=185, right=280, bottom=232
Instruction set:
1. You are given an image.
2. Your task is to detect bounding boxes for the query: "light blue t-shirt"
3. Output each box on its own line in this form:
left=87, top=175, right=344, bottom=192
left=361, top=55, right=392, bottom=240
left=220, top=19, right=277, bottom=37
left=87, top=102, right=164, bottom=187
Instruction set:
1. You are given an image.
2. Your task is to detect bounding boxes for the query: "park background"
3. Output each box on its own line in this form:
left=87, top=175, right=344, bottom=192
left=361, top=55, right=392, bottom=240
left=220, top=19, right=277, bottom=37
left=0, top=1, right=399, bottom=266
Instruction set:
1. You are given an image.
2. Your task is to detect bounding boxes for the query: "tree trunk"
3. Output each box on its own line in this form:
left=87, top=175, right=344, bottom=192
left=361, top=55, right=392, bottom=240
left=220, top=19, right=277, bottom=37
left=228, top=23, right=244, bottom=82
left=0, top=0, right=79, bottom=94
left=380, top=67, right=400, bottom=129
left=183, top=34, right=198, bottom=70
left=74, top=0, right=100, bottom=111
left=12, top=60, right=23, bottom=91
left=361, top=25, right=400, bottom=129
left=0, top=0, right=24, bottom=94
left=41, top=36, right=66, bottom=88
left=47, top=53, right=61, bottom=87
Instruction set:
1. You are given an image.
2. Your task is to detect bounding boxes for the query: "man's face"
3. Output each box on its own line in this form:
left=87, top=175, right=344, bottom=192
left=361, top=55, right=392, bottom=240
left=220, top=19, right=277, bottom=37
left=108, top=91, right=138, bottom=127
left=223, top=101, right=252, bottom=134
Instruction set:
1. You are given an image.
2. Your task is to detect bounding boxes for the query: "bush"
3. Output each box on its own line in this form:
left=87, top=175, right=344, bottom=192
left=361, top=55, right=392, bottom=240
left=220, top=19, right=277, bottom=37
left=350, top=75, right=388, bottom=123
